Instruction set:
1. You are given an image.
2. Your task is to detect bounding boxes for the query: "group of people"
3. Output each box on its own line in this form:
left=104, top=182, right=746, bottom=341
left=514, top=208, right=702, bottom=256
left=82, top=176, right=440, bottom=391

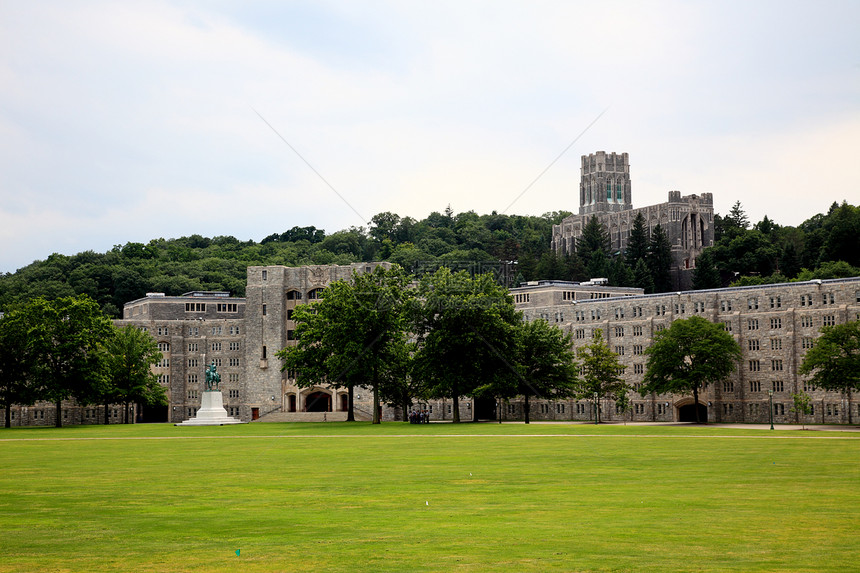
left=409, top=410, right=430, bottom=424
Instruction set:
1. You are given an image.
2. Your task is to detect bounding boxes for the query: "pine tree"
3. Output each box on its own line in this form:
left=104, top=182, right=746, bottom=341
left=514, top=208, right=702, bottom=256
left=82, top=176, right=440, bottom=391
left=609, top=255, right=634, bottom=287
left=648, top=224, right=673, bottom=293
left=691, top=251, right=721, bottom=290
left=577, top=215, right=610, bottom=271
left=633, top=258, right=655, bottom=293
left=626, top=212, right=649, bottom=268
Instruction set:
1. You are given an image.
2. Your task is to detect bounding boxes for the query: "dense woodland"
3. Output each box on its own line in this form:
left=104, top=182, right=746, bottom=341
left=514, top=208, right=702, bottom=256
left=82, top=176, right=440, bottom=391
left=1, top=201, right=858, bottom=317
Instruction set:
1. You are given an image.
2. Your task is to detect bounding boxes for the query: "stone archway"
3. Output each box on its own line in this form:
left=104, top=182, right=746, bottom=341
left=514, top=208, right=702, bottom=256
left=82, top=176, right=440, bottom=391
left=305, top=391, right=332, bottom=412
left=676, top=399, right=708, bottom=423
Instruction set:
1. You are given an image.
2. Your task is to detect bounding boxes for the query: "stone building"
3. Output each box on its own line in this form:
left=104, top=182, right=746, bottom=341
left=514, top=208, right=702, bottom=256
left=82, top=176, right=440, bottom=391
left=510, top=277, right=860, bottom=425
left=551, top=151, right=714, bottom=290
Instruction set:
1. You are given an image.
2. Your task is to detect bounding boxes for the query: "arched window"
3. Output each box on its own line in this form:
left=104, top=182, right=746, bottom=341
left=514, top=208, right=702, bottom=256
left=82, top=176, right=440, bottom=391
left=307, top=288, right=323, bottom=300
left=286, top=290, right=302, bottom=300
left=616, top=182, right=623, bottom=202
left=606, top=180, right=612, bottom=201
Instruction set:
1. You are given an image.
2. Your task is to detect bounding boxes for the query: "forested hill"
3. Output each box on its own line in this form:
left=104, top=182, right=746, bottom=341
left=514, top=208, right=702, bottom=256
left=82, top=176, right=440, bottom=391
left=0, top=210, right=570, bottom=316
left=1, top=201, right=858, bottom=317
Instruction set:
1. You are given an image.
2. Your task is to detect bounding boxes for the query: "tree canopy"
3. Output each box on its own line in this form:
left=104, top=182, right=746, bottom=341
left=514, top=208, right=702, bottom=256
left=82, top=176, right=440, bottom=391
left=278, top=266, right=413, bottom=423
left=642, top=315, right=742, bottom=423
left=799, top=321, right=860, bottom=392
left=574, top=329, right=627, bottom=423
left=412, top=268, right=519, bottom=422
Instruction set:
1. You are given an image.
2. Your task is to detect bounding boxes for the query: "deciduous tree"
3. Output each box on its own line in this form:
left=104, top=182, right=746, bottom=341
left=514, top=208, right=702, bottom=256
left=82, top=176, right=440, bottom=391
left=799, top=321, right=860, bottom=393
left=642, top=316, right=742, bottom=423
left=575, top=329, right=627, bottom=423
left=412, top=268, right=518, bottom=422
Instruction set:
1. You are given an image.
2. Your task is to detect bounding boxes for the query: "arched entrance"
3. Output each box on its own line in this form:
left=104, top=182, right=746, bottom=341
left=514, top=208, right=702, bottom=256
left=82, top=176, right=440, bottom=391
left=678, top=403, right=708, bottom=423
left=305, top=391, right=331, bottom=412
left=288, top=394, right=297, bottom=412
left=474, top=397, right=497, bottom=421
left=339, top=394, right=348, bottom=412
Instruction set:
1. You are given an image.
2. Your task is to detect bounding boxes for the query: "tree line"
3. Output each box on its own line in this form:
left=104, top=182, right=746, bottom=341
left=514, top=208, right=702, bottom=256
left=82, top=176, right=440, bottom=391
left=1, top=200, right=857, bottom=316
left=0, top=295, right=165, bottom=428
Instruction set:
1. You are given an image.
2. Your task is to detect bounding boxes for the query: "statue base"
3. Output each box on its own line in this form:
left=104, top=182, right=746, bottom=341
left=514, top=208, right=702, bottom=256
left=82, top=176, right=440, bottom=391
left=175, top=390, right=244, bottom=426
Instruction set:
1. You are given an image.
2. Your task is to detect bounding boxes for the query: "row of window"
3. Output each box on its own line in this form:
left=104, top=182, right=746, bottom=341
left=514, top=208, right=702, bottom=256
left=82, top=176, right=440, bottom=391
left=184, top=302, right=241, bottom=313
left=748, top=360, right=783, bottom=372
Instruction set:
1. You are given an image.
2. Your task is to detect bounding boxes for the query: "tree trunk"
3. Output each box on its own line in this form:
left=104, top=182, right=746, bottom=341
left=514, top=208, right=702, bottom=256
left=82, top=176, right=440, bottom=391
left=346, top=386, right=355, bottom=422
left=372, top=363, right=380, bottom=424
left=401, top=393, right=409, bottom=423
left=55, top=399, right=62, bottom=428
left=693, top=385, right=701, bottom=423
left=5, top=404, right=10, bottom=429
left=524, top=394, right=531, bottom=424
left=104, top=403, right=110, bottom=425
left=452, top=391, right=460, bottom=423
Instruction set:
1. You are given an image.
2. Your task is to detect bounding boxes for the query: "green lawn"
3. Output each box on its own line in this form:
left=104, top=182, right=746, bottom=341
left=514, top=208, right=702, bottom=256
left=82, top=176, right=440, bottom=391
left=1, top=422, right=858, bottom=572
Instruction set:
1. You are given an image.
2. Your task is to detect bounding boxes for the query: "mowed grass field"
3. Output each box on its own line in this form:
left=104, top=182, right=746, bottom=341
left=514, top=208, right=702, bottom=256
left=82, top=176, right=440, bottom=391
left=1, top=423, right=858, bottom=572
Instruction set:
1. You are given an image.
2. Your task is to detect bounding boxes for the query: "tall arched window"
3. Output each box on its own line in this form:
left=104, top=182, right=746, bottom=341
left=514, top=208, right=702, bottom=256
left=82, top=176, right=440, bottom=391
left=606, top=180, right=612, bottom=201
left=616, top=182, right=623, bottom=202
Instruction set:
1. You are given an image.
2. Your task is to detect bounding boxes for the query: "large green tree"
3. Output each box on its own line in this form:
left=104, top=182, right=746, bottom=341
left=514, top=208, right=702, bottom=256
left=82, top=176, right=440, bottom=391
left=799, top=321, right=860, bottom=393
left=0, top=311, right=39, bottom=427
left=20, top=295, right=115, bottom=427
left=641, top=315, right=742, bottom=423
left=412, top=268, right=518, bottom=422
left=575, top=329, right=627, bottom=424
left=577, top=215, right=611, bottom=275
left=479, top=318, right=579, bottom=424
left=278, top=266, right=413, bottom=423
left=104, top=324, right=167, bottom=424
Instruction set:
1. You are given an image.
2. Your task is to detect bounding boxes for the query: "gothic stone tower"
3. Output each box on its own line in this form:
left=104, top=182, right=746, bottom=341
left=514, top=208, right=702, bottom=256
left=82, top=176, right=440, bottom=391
left=579, top=151, right=632, bottom=216
left=552, top=151, right=714, bottom=290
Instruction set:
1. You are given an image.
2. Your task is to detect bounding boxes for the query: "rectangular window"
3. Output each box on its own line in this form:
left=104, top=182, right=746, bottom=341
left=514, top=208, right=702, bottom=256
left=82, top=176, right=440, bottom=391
left=229, top=358, right=240, bottom=367
left=216, top=303, right=238, bottom=313
left=770, top=296, right=781, bottom=309
left=262, top=270, right=267, bottom=281
left=229, top=341, right=240, bottom=351
left=188, top=327, right=199, bottom=336
left=749, top=381, right=761, bottom=392
left=575, top=329, right=586, bottom=339
left=615, top=308, right=624, bottom=320
left=185, top=303, right=206, bottom=312
left=615, top=346, right=625, bottom=355
left=188, top=358, right=199, bottom=368
left=722, top=381, right=734, bottom=392
left=633, top=345, right=643, bottom=356
left=633, top=325, right=643, bottom=336
left=749, top=360, right=761, bottom=372
left=748, top=319, right=759, bottom=330
left=802, top=337, right=814, bottom=349
left=801, top=316, right=814, bottom=328
left=187, top=343, right=198, bottom=352
left=212, top=358, right=222, bottom=367
left=615, top=326, right=624, bottom=337
left=771, top=360, right=783, bottom=371
left=823, top=315, right=836, bottom=326
left=770, top=317, right=782, bottom=329
left=229, top=373, right=239, bottom=383
left=229, top=326, right=240, bottom=335
left=211, top=326, right=222, bottom=335
left=210, top=342, right=222, bottom=351
left=722, top=321, right=732, bottom=332
left=770, top=338, right=782, bottom=350
left=773, top=380, right=784, bottom=392
left=748, top=297, right=759, bottom=310
left=188, top=374, right=198, bottom=384
left=262, top=304, right=267, bottom=316
left=748, top=339, right=760, bottom=351
left=634, top=363, right=644, bottom=374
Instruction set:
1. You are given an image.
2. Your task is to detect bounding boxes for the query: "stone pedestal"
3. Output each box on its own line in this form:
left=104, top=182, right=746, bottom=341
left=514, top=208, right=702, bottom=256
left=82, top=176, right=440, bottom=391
left=175, top=391, right=244, bottom=426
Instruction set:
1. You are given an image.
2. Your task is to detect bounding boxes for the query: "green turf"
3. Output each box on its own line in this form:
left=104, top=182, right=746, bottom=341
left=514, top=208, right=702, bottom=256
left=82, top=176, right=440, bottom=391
left=1, top=422, right=858, bottom=572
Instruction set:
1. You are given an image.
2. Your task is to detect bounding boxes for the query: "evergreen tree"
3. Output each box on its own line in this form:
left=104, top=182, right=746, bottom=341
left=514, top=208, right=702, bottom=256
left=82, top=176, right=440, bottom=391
left=648, top=224, right=673, bottom=293
left=626, top=212, right=649, bottom=268
left=608, top=255, right=634, bottom=287
left=586, top=249, right=610, bottom=280
left=691, top=251, right=722, bottom=290
left=633, top=258, right=655, bottom=293
left=577, top=216, right=610, bottom=271
left=564, top=252, right=586, bottom=282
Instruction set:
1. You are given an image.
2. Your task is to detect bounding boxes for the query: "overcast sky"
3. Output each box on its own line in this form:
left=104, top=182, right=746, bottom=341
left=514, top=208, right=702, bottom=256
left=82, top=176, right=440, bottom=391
left=1, top=0, right=858, bottom=273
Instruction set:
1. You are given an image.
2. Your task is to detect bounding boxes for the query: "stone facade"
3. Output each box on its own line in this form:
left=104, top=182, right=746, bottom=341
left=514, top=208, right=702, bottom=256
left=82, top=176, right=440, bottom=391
left=511, top=278, right=860, bottom=425
left=552, top=151, right=714, bottom=290
left=6, top=268, right=860, bottom=427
